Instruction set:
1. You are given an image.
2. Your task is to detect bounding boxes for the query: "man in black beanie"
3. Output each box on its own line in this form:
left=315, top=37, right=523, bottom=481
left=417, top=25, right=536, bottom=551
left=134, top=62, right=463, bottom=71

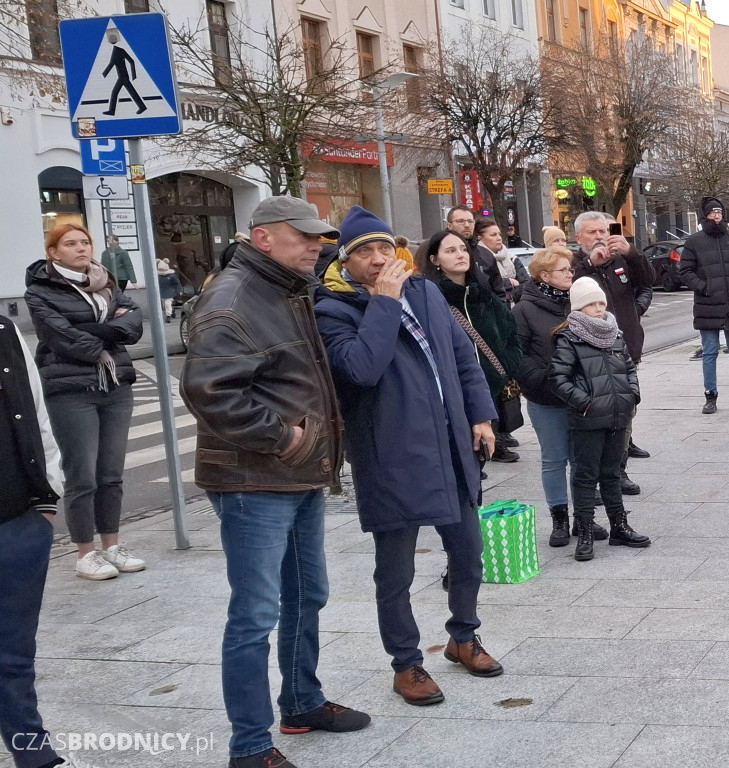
left=680, top=197, right=729, bottom=414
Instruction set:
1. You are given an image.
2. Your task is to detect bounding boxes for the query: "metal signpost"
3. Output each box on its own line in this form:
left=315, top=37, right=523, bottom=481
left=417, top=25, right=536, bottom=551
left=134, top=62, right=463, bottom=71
left=61, top=13, right=189, bottom=549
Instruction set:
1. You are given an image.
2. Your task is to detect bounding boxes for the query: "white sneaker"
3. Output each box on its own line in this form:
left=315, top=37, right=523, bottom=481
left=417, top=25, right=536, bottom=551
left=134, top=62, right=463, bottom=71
left=75, top=551, right=118, bottom=580
left=58, top=751, right=103, bottom=767
left=101, top=544, right=146, bottom=572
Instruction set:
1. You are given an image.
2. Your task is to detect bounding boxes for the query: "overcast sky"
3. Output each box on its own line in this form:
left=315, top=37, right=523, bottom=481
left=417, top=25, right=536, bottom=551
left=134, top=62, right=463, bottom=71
left=704, top=0, right=729, bottom=26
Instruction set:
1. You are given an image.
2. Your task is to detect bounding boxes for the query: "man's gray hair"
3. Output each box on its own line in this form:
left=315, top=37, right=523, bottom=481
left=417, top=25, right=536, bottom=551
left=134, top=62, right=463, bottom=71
left=574, top=211, right=607, bottom=236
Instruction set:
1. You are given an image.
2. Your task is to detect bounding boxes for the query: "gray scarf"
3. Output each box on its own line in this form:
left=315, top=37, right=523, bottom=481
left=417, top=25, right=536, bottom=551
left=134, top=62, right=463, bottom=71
left=568, top=310, right=618, bottom=348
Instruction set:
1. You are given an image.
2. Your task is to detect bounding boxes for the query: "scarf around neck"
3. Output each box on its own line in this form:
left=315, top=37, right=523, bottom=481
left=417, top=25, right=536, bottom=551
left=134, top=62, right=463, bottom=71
left=536, top=281, right=570, bottom=306
left=568, top=310, right=619, bottom=348
left=493, top=247, right=516, bottom=279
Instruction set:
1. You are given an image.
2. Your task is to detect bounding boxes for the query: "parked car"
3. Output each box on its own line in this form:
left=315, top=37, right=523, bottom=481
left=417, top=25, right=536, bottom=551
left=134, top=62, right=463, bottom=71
left=643, top=240, right=685, bottom=292
left=509, top=245, right=536, bottom=271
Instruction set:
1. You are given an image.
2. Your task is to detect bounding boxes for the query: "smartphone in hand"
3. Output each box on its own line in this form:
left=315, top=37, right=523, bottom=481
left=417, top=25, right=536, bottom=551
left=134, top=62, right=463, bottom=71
left=609, top=222, right=622, bottom=236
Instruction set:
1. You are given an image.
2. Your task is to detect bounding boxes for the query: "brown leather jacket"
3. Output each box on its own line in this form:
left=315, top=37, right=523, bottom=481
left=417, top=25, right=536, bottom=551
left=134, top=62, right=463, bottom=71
left=180, top=244, right=343, bottom=492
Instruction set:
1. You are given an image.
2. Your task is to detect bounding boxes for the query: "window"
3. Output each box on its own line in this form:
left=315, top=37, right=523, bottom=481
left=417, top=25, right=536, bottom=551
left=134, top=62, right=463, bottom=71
left=511, top=0, right=523, bottom=29
left=545, top=0, right=557, bottom=43
left=124, top=0, right=149, bottom=11
left=702, top=56, right=710, bottom=92
left=356, top=33, right=376, bottom=80
left=482, top=0, right=495, bottom=19
left=450, top=0, right=465, bottom=8
left=26, top=0, right=61, bottom=64
left=608, top=20, right=618, bottom=47
left=207, top=1, right=231, bottom=84
left=675, top=43, right=684, bottom=80
left=301, top=18, right=324, bottom=83
left=690, top=49, right=699, bottom=86
left=403, top=44, right=422, bottom=111
left=579, top=8, right=589, bottom=49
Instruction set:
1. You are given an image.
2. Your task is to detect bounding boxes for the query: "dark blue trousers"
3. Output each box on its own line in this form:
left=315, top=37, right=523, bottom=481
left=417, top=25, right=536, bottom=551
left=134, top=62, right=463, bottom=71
left=0, top=512, right=59, bottom=768
left=371, top=448, right=483, bottom=672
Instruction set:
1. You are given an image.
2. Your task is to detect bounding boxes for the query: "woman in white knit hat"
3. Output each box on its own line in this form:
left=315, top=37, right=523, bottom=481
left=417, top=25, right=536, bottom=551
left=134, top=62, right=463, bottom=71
left=549, top=277, right=650, bottom=561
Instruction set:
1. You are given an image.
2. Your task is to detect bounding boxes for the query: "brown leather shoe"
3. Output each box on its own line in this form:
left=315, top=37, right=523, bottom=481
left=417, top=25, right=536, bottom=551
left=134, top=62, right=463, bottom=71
left=444, top=634, right=503, bottom=677
left=393, top=665, right=444, bottom=706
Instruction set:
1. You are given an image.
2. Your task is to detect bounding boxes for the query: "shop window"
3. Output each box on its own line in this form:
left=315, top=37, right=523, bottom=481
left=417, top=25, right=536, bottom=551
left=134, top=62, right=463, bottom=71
left=207, top=0, right=232, bottom=84
left=302, top=18, right=324, bottom=84
left=403, top=44, right=422, bottom=112
left=38, top=167, right=85, bottom=232
left=124, top=0, right=149, bottom=11
left=26, top=0, right=61, bottom=64
left=545, top=0, right=558, bottom=43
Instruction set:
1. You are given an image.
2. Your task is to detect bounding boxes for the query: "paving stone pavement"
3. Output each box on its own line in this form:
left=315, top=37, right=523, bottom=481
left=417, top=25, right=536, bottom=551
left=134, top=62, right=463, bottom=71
left=7, top=340, right=729, bottom=768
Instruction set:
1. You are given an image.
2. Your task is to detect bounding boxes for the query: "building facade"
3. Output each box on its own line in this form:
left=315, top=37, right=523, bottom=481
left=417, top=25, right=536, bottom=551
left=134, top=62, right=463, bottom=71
left=0, top=0, right=447, bottom=325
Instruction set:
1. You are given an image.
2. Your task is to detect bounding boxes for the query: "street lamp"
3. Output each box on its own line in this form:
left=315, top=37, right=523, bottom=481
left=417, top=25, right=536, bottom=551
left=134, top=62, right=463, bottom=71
left=370, top=72, right=419, bottom=227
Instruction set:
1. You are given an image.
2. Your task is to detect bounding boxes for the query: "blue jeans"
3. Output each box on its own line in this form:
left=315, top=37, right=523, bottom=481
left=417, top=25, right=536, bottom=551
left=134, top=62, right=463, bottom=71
left=46, top=385, right=133, bottom=544
left=209, top=490, right=329, bottom=759
left=0, top=512, right=60, bottom=768
left=527, top=401, right=576, bottom=508
left=700, top=329, right=729, bottom=394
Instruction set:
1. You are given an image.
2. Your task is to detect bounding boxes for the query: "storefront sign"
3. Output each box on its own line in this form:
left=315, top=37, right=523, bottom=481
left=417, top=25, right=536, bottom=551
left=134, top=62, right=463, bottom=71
left=181, top=101, right=245, bottom=126
left=302, top=140, right=394, bottom=167
left=556, top=189, right=569, bottom=200
left=459, top=170, right=484, bottom=212
left=556, top=177, right=578, bottom=189
left=110, top=209, right=135, bottom=223
left=582, top=176, right=597, bottom=197
left=427, top=179, right=454, bottom=195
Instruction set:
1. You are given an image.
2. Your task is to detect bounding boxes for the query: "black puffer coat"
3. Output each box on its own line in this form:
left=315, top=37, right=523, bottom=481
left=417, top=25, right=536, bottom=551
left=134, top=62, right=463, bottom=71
left=679, top=203, right=729, bottom=330
left=512, top=280, right=570, bottom=407
left=549, top=328, right=640, bottom=431
left=24, top=260, right=142, bottom=397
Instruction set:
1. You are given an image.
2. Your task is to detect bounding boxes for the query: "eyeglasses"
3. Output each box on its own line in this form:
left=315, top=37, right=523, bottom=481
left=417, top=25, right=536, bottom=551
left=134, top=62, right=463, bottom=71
left=550, top=268, right=575, bottom=275
left=452, top=218, right=475, bottom=225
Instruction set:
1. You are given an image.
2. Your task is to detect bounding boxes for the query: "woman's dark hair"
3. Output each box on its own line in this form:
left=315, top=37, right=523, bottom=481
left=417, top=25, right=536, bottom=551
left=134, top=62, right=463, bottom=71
left=417, top=230, right=480, bottom=284
left=474, top=217, right=500, bottom=239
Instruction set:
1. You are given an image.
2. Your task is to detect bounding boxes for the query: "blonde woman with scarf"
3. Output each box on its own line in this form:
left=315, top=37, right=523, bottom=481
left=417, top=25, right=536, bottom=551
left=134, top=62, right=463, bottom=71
left=25, top=224, right=144, bottom=580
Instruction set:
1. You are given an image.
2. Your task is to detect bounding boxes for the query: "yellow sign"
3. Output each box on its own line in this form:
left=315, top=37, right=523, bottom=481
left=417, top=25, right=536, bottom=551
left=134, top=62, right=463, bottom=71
left=427, top=179, right=454, bottom=195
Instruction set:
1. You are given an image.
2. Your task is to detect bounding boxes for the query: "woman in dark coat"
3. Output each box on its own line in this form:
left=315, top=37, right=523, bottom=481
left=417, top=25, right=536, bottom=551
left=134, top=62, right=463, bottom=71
left=25, top=223, right=144, bottom=581
left=679, top=196, right=729, bottom=414
left=511, top=247, right=608, bottom=547
left=419, top=230, right=522, bottom=462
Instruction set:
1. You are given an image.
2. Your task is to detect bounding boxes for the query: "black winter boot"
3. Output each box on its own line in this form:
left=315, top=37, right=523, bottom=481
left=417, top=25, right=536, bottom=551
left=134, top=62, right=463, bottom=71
left=549, top=505, right=570, bottom=547
left=571, top=518, right=608, bottom=541
left=607, top=510, right=651, bottom=547
left=703, top=391, right=718, bottom=414
left=574, top=517, right=594, bottom=561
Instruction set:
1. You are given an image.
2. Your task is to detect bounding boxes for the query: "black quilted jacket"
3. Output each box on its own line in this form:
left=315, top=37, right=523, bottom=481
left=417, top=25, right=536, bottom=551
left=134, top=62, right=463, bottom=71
left=548, top=328, right=640, bottom=431
left=24, top=259, right=142, bottom=397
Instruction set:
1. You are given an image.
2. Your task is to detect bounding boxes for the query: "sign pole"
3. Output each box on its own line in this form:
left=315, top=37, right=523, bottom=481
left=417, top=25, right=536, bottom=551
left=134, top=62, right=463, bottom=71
left=129, top=138, right=189, bottom=549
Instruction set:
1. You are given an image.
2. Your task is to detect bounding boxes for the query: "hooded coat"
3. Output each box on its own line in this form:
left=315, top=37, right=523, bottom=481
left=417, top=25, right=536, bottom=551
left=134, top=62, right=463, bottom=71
left=314, top=262, right=496, bottom=533
left=678, top=197, right=729, bottom=330
left=24, top=260, right=142, bottom=397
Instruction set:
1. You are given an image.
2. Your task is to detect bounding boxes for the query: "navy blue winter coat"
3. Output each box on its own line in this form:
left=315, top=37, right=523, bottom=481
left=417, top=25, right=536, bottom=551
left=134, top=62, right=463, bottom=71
left=314, top=262, right=497, bottom=533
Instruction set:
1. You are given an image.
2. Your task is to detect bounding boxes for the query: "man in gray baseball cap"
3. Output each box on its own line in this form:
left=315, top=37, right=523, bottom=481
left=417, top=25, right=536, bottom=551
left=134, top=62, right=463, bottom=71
left=181, top=197, right=368, bottom=768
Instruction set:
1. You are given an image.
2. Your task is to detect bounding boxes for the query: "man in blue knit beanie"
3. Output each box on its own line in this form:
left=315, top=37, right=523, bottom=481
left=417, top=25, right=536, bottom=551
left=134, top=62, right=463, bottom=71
left=315, top=205, right=502, bottom=708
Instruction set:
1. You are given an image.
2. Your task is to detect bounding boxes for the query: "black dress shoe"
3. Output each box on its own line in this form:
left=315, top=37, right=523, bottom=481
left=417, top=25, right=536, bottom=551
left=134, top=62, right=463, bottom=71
left=620, top=471, right=641, bottom=495
left=628, top=442, right=650, bottom=459
left=499, top=432, right=520, bottom=448
left=492, top=445, right=519, bottom=463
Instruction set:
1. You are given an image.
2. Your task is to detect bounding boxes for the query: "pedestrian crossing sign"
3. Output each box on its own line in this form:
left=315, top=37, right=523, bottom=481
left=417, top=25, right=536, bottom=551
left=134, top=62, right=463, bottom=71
left=60, top=13, right=182, bottom=140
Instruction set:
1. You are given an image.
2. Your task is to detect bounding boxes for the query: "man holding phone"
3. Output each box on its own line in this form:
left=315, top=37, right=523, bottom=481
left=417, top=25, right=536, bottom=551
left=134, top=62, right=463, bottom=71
left=572, top=212, right=654, bottom=494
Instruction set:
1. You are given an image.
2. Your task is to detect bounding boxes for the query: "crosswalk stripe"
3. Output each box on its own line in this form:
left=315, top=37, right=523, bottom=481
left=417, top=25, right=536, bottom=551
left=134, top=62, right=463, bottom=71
left=124, top=435, right=197, bottom=470
left=132, top=400, right=185, bottom=417
left=152, top=468, right=196, bottom=484
left=127, top=413, right=197, bottom=440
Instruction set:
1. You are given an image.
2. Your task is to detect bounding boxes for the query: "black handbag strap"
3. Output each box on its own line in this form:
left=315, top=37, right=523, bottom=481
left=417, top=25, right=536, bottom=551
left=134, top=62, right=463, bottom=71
left=449, top=306, right=508, bottom=378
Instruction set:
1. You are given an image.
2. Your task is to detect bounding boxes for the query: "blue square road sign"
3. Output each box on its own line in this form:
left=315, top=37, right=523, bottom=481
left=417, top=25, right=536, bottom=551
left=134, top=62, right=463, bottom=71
left=80, top=139, right=127, bottom=175
left=60, top=13, right=182, bottom=140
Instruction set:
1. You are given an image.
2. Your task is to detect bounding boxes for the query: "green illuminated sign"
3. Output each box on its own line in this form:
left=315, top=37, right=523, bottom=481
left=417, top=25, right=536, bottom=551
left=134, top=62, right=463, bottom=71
left=556, top=177, right=577, bottom=188
left=582, top=177, right=597, bottom=197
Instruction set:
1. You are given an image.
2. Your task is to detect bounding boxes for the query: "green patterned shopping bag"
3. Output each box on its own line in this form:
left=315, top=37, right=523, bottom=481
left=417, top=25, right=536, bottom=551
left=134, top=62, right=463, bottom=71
left=479, top=499, right=540, bottom=584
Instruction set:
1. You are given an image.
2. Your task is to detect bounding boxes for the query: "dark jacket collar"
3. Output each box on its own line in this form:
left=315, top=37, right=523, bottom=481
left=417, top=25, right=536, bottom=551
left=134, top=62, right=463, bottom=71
left=233, top=242, right=318, bottom=295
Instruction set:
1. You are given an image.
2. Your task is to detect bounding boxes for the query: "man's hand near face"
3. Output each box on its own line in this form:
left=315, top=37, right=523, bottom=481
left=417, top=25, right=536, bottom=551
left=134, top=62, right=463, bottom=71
left=588, top=242, right=611, bottom=265
left=607, top=234, right=631, bottom=257
left=368, top=258, right=413, bottom=300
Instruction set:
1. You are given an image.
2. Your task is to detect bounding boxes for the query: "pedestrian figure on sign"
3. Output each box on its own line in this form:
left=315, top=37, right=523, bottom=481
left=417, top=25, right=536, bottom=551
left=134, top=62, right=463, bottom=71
left=102, top=28, right=147, bottom=116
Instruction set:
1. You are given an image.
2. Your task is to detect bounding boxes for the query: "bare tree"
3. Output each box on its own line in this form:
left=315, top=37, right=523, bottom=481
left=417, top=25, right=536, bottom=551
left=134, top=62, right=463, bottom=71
left=543, top=31, right=680, bottom=216
left=647, top=90, right=729, bottom=211
left=420, top=23, right=561, bottom=226
left=163, top=13, right=380, bottom=197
